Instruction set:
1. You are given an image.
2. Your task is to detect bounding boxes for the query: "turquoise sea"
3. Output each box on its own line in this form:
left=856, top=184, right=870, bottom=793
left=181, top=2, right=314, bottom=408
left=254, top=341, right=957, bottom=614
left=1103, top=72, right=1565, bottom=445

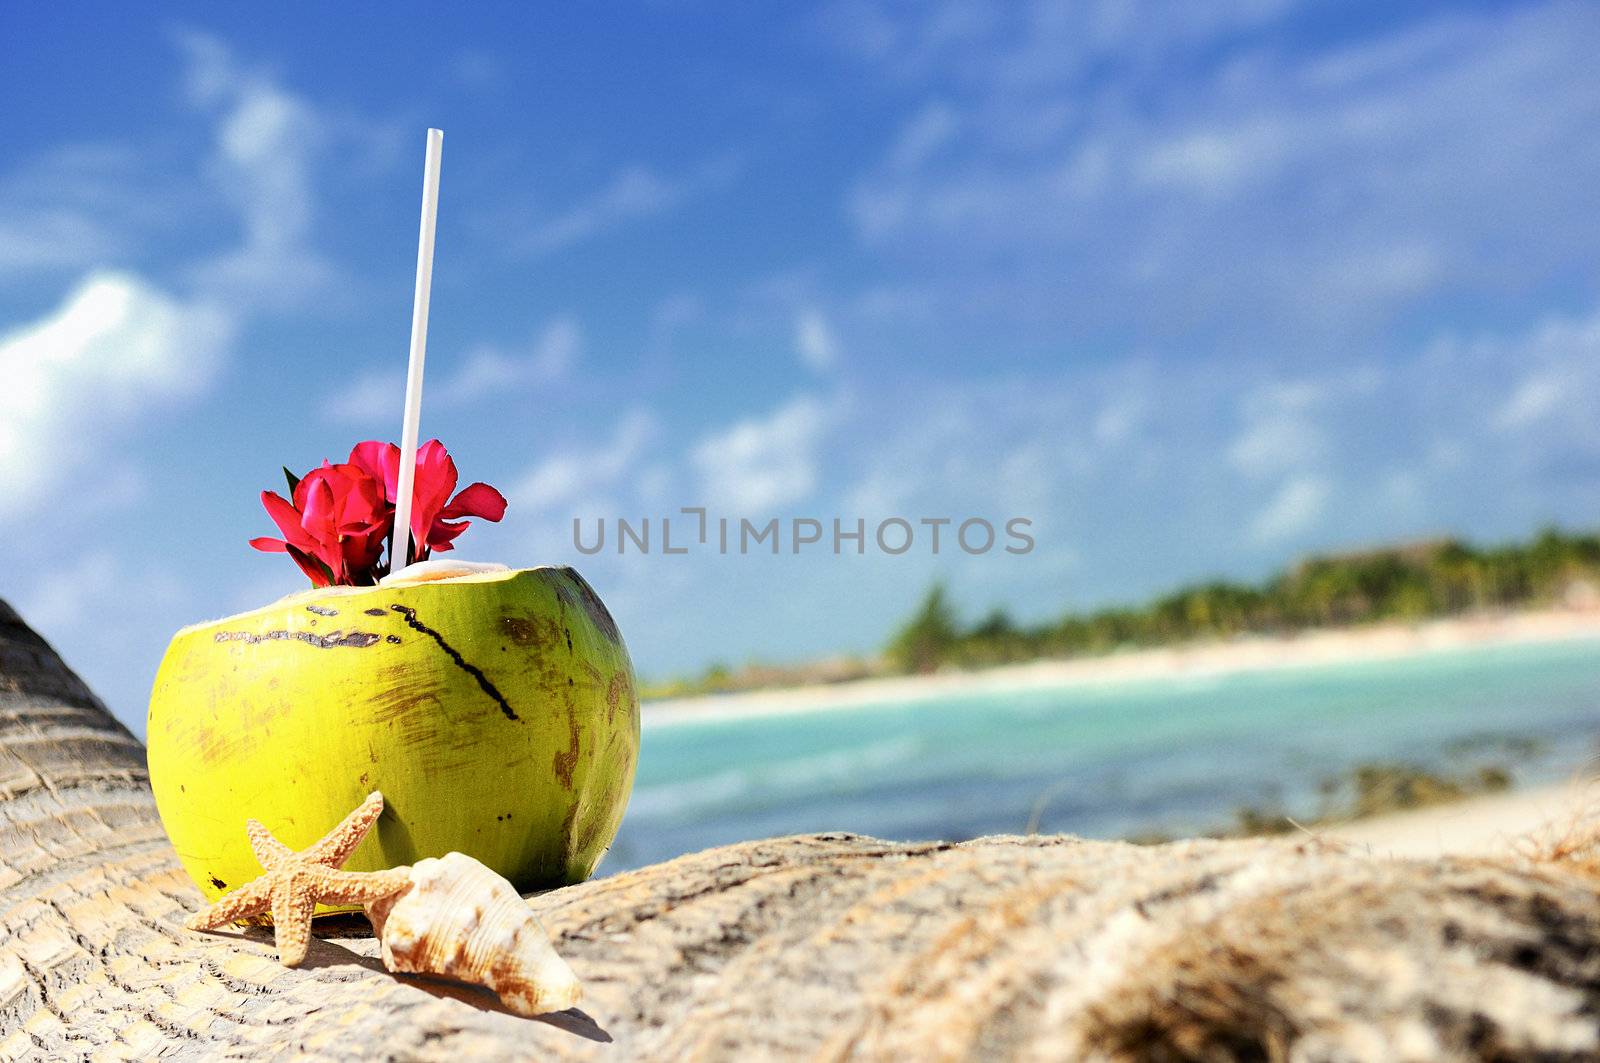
left=603, top=637, right=1600, bottom=873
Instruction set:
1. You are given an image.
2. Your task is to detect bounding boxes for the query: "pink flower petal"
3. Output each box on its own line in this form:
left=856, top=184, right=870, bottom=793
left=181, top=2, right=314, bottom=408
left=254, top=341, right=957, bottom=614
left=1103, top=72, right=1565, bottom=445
left=261, top=491, right=317, bottom=551
left=426, top=518, right=471, bottom=551
left=285, top=544, right=334, bottom=587
left=301, top=476, right=337, bottom=539
left=409, top=439, right=459, bottom=546
left=439, top=482, right=508, bottom=522
left=348, top=440, right=401, bottom=501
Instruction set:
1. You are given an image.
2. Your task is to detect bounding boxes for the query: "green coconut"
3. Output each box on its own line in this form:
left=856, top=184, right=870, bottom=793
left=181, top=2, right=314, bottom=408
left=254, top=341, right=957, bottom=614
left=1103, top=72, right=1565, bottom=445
left=146, top=566, right=638, bottom=904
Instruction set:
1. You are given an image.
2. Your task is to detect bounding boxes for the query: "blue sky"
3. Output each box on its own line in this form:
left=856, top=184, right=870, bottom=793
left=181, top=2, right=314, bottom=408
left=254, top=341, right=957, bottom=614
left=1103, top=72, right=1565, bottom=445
left=3, top=1, right=1599, bottom=731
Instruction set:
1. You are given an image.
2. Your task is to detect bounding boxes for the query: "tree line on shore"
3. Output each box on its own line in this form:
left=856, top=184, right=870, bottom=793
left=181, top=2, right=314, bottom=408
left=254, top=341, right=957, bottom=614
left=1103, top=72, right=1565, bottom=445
left=641, top=526, right=1600, bottom=697
left=887, top=527, right=1600, bottom=674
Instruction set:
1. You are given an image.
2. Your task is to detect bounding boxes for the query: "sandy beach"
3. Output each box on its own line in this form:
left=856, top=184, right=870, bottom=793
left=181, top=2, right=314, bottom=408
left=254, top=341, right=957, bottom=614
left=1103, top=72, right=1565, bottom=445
left=646, top=605, right=1600, bottom=725
left=1324, top=775, right=1600, bottom=858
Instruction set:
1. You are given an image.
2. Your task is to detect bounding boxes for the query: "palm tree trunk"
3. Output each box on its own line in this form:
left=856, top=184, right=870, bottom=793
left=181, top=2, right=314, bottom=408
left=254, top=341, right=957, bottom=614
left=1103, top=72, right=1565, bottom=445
left=2, top=597, right=1598, bottom=1060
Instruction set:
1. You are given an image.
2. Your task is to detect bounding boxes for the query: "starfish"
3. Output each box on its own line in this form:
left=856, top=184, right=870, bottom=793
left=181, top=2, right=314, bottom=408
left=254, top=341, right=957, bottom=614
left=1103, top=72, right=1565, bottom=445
left=185, top=790, right=412, bottom=967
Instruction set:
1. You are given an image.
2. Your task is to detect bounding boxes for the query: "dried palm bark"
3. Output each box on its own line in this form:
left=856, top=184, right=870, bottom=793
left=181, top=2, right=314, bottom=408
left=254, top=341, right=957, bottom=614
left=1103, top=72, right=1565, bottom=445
left=2, top=597, right=1597, bottom=1061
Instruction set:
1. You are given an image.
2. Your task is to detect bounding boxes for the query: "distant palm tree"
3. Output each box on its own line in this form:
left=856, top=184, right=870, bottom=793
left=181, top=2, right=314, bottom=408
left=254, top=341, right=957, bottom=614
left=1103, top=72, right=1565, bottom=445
left=888, top=584, right=960, bottom=674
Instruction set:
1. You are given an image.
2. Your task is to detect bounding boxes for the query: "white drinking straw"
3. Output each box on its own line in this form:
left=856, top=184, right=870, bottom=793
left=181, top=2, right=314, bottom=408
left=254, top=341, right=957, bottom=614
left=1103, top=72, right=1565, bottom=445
left=393, top=128, right=444, bottom=570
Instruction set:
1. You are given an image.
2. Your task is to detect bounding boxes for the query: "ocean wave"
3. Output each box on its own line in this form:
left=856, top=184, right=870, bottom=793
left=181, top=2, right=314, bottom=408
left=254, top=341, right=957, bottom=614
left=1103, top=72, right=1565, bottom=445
left=628, top=735, right=923, bottom=821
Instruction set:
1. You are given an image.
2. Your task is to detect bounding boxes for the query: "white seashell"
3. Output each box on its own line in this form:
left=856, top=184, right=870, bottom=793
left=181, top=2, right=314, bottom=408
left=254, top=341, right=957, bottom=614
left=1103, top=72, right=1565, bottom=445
left=366, top=852, right=582, bottom=1016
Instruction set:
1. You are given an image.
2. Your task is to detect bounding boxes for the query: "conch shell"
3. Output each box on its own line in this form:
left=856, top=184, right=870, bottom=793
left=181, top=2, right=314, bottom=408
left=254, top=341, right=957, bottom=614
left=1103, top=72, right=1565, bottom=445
left=367, top=852, right=582, bottom=1016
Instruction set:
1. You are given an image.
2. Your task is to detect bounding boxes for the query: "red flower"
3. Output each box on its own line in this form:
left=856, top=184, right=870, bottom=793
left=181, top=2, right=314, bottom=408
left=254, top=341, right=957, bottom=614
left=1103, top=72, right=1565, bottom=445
left=250, top=462, right=389, bottom=586
left=252, top=440, right=507, bottom=586
left=348, top=440, right=507, bottom=562
left=411, top=439, right=508, bottom=557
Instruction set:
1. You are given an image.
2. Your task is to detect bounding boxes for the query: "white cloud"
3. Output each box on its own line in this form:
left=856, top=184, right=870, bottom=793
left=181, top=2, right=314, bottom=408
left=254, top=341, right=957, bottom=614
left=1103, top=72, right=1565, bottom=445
left=1, top=34, right=343, bottom=304
left=841, top=375, right=1103, bottom=523
left=693, top=394, right=830, bottom=512
left=827, top=0, right=1294, bottom=88
left=436, top=317, right=581, bottom=406
left=0, top=211, right=122, bottom=277
left=0, top=272, right=231, bottom=518
left=995, top=440, right=1055, bottom=515
left=0, top=32, right=344, bottom=523
left=436, top=350, right=525, bottom=406
left=532, top=317, right=582, bottom=378
left=838, top=3, right=1600, bottom=344
left=1495, top=376, right=1563, bottom=431
left=1092, top=391, right=1146, bottom=446
left=1424, top=307, right=1600, bottom=448
left=1251, top=474, right=1331, bottom=543
left=0, top=144, right=173, bottom=278
left=175, top=30, right=335, bottom=307
left=885, top=102, right=961, bottom=173
left=322, top=317, right=582, bottom=423
left=515, top=410, right=655, bottom=509
left=449, top=49, right=503, bottom=91
left=320, top=367, right=404, bottom=425
left=526, top=168, right=672, bottom=253
left=517, top=157, right=740, bottom=257
left=1137, top=121, right=1288, bottom=199
left=795, top=310, right=839, bottom=372
left=1228, top=381, right=1327, bottom=477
